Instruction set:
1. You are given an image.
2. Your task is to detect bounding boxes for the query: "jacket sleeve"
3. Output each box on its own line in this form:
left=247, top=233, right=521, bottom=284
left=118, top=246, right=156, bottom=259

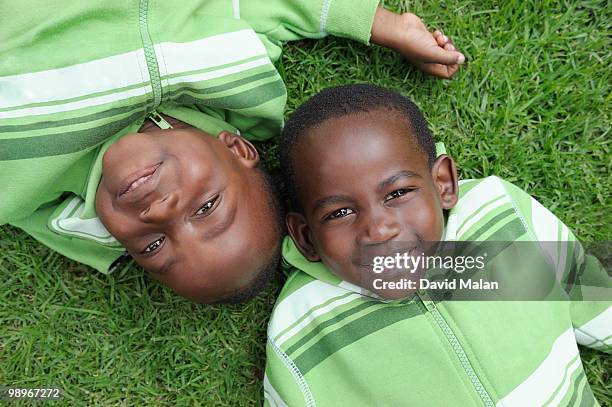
left=264, top=338, right=312, bottom=407
left=500, top=178, right=611, bottom=353
left=9, top=200, right=126, bottom=274
left=241, top=0, right=380, bottom=45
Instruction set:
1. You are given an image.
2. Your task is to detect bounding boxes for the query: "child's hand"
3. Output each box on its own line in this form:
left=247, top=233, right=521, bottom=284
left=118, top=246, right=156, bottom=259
left=371, top=8, right=465, bottom=79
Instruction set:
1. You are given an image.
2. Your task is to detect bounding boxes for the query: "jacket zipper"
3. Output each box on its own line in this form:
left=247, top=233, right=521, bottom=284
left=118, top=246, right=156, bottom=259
left=138, top=0, right=163, bottom=109
left=415, top=290, right=495, bottom=407
left=148, top=110, right=173, bottom=129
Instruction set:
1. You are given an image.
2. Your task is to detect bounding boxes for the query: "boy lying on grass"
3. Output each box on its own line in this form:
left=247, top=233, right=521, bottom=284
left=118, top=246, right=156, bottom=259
left=264, top=84, right=611, bottom=406
left=0, top=1, right=464, bottom=304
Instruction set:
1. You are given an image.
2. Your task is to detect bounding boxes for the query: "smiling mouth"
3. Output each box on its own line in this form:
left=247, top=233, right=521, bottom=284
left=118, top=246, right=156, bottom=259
left=118, top=162, right=162, bottom=197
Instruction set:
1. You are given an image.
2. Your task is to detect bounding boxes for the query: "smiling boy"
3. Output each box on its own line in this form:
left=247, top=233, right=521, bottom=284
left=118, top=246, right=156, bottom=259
left=1, top=1, right=464, bottom=303
left=94, top=117, right=283, bottom=302
left=264, top=85, right=611, bottom=405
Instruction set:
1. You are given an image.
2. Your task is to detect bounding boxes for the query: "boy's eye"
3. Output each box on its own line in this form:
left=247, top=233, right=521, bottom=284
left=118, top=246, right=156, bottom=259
left=326, top=208, right=354, bottom=220
left=195, top=196, right=218, bottom=216
left=142, top=236, right=165, bottom=254
left=385, top=189, right=411, bottom=201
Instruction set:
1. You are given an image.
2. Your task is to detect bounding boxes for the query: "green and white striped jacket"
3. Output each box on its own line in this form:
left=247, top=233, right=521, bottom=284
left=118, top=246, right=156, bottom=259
left=0, top=0, right=379, bottom=272
left=264, top=176, right=611, bottom=407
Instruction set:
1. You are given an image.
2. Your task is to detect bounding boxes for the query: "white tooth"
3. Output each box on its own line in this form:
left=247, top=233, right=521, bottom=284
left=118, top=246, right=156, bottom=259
left=127, top=174, right=151, bottom=193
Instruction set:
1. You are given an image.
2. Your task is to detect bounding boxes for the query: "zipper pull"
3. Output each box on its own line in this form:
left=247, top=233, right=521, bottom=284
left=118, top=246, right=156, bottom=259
left=148, top=110, right=173, bottom=130
left=416, top=289, right=437, bottom=312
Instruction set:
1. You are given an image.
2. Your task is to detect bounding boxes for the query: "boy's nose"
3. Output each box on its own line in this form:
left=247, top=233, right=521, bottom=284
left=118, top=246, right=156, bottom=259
left=140, top=191, right=179, bottom=223
left=357, top=211, right=401, bottom=245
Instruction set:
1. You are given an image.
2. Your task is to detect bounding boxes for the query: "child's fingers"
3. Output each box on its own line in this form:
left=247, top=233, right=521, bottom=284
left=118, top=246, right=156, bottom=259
left=415, top=61, right=459, bottom=79
left=432, top=63, right=460, bottom=79
left=434, top=31, right=450, bottom=47
left=415, top=30, right=463, bottom=77
left=445, top=63, right=460, bottom=77
left=420, top=45, right=465, bottom=66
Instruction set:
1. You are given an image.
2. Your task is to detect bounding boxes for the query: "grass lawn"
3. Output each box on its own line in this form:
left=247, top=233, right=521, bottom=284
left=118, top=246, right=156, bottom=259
left=1, top=0, right=610, bottom=405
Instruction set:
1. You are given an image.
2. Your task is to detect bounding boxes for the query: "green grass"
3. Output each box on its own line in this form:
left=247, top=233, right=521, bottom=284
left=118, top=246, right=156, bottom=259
left=1, top=0, right=611, bottom=405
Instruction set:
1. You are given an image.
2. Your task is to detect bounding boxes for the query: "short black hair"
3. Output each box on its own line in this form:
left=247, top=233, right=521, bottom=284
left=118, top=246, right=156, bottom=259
left=213, top=167, right=284, bottom=304
left=280, top=84, right=437, bottom=212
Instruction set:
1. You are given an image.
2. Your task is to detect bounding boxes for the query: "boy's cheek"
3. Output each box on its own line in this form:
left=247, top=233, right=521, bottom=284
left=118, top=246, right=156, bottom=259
left=322, top=256, right=361, bottom=287
left=315, top=234, right=355, bottom=277
left=405, top=196, right=445, bottom=242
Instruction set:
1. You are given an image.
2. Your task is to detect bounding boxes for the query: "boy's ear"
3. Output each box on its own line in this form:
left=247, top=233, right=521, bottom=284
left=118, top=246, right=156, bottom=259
left=218, top=131, right=260, bottom=168
left=431, top=154, right=459, bottom=210
left=286, top=212, right=321, bottom=262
